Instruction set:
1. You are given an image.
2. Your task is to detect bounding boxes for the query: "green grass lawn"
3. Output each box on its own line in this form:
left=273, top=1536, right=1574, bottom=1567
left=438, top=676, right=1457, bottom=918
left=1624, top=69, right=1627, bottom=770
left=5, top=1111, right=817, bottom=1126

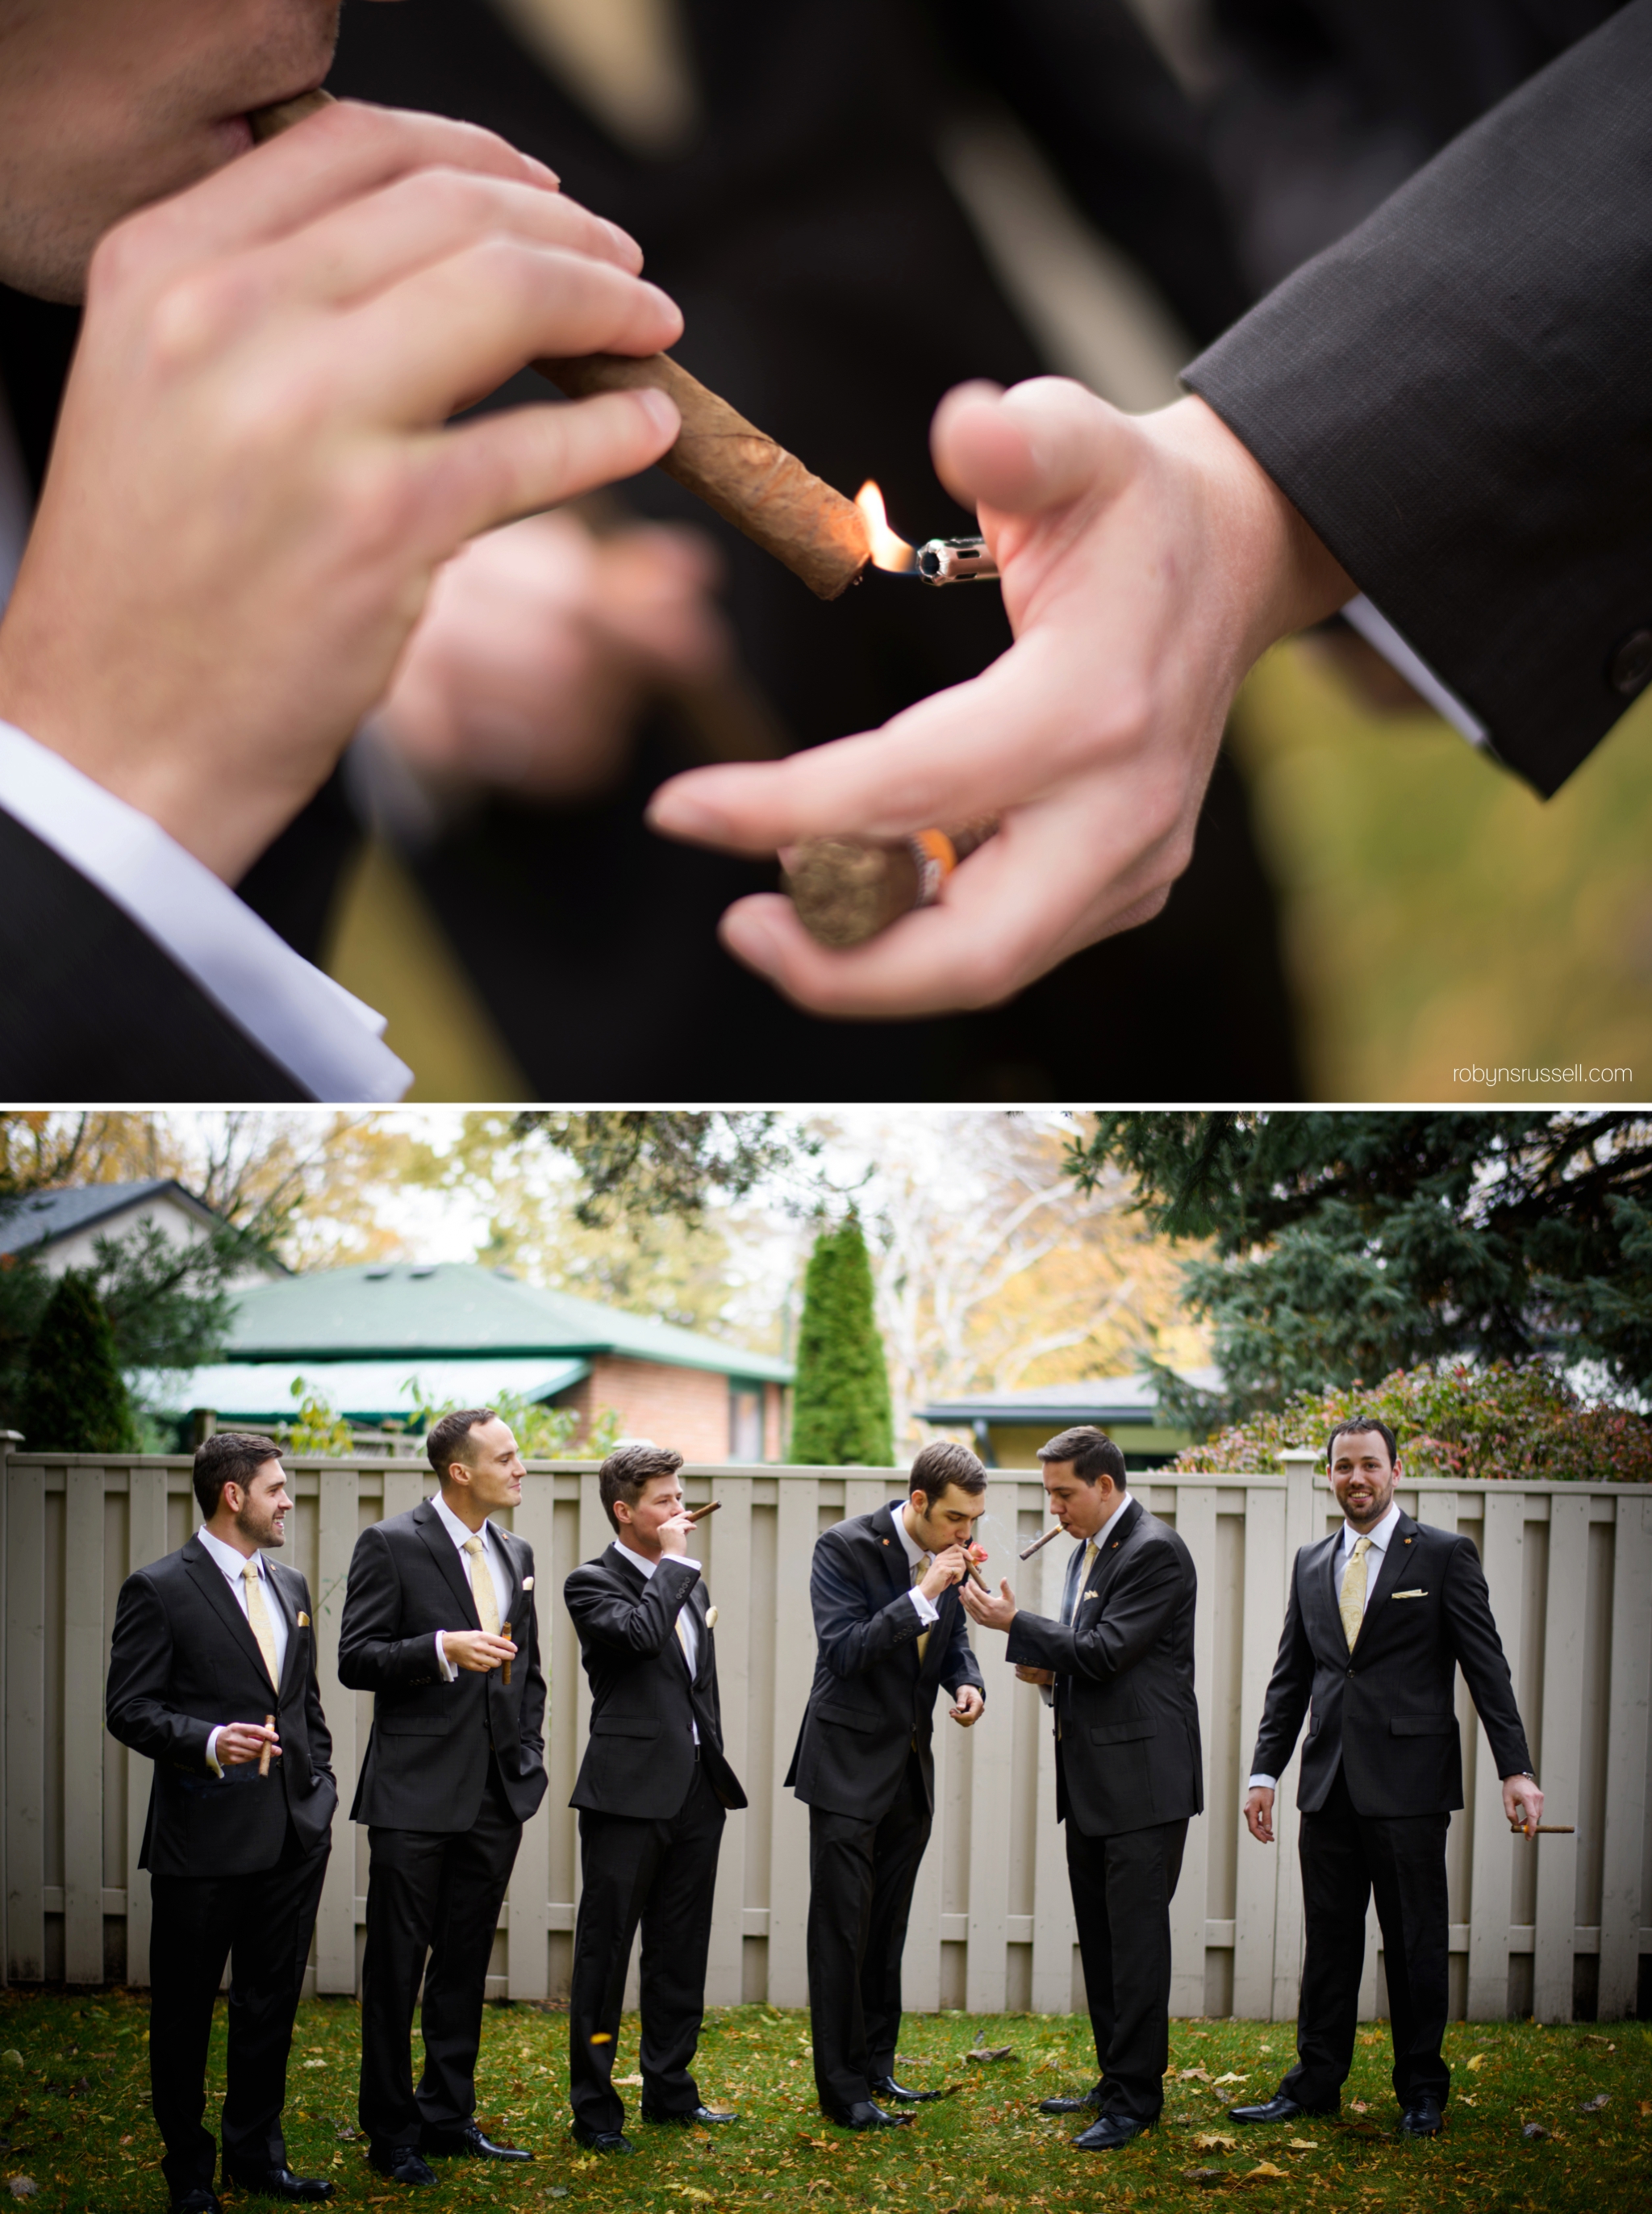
left=2, top=1991, right=1647, bottom=2212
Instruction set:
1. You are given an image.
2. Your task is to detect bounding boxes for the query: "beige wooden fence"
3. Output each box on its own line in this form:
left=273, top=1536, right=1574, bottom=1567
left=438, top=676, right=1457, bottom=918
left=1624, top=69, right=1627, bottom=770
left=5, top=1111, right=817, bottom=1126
left=3, top=1443, right=1649, bottom=2022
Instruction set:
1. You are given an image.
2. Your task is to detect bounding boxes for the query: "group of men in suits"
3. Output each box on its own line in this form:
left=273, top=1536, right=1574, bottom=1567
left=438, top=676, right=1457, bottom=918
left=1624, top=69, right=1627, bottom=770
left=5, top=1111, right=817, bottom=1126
left=106, top=1407, right=1542, bottom=2204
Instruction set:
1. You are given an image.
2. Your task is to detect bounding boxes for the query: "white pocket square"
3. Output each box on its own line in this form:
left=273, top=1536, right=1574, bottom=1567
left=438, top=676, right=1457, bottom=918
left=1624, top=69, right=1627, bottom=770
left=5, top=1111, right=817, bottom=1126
left=1391, top=1589, right=1429, bottom=1598
left=522, top=1576, right=534, bottom=1590
left=707, top=1604, right=720, bottom=1629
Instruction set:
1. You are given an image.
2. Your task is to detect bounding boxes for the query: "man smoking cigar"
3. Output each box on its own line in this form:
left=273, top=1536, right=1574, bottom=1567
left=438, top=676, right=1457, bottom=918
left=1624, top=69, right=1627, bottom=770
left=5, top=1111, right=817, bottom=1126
left=962, top=1427, right=1199, bottom=2153
left=1230, top=1418, right=1540, bottom=2141
left=563, top=1443, right=747, bottom=2154
left=787, top=1440, right=987, bottom=2130
left=339, top=1409, right=546, bottom=2186
left=106, top=1435, right=337, bottom=2214
left=0, top=0, right=683, bottom=1096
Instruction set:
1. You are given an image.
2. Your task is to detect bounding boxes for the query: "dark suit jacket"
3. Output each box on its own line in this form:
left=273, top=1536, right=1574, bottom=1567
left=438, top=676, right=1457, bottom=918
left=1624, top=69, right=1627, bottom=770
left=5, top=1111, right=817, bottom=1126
left=337, top=1500, right=549, bottom=1832
left=564, top=1544, right=746, bottom=1819
left=106, top=1539, right=336, bottom=1879
left=785, top=1501, right=986, bottom=1823
left=1250, top=1511, right=1531, bottom=1817
left=1186, top=0, right=1652, bottom=798
left=1005, top=1499, right=1203, bottom=1838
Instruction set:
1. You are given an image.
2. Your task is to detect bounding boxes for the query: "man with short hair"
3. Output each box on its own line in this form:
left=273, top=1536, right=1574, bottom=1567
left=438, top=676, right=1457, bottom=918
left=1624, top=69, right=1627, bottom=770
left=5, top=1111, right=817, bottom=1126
left=788, top=1439, right=988, bottom=2129
left=106, top=1432, right=337, bottom=2213
left=1232, top=1418, right=1541, bottom=2139
left=963, top=1425, right=1201, bottom=2152
left=562, top=1441, right=748, bottom=2153
left=339, top=1408, right=548, bottom=2187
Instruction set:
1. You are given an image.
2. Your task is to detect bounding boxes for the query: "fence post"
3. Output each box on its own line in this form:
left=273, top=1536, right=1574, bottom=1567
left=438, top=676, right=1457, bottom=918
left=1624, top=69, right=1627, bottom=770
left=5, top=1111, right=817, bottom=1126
left=313, top=1464, right=360, bottom=1994
left=1268, top=1452, right=1319, bottom=2023
left=0, top=1431, right=13, bottom=1985
left=1599, top=1494, right=1652, bottom=2017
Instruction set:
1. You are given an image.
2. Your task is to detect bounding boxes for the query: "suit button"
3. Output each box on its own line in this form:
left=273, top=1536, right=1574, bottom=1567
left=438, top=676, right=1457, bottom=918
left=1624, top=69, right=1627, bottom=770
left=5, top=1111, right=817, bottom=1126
left=1347, top=1666, right=1356, bottom=1677
left=1608, top=627, right=1652, bottom=696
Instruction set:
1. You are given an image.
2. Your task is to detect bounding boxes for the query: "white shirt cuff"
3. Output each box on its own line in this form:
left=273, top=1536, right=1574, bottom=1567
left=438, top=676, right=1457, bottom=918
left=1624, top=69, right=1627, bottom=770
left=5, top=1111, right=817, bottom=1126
left=907, top=1585, right=940, bottom=1626
left=436, top=1631, right=458, bottom=1682
left=0, top=719, right=411, bottom=1101
left=1340, top=595, right=1488, bottom=748
left=1249, top=1773, right=1277, bottom=1790
left=206, top=1726, right=226, bottom=1778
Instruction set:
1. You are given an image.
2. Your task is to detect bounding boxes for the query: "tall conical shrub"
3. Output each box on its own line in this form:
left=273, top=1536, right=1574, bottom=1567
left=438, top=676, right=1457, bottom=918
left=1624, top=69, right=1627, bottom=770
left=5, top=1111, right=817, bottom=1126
left=17, top=1270, right=136, bottom=1452
left=790, top=1214, right=894, bottom=1466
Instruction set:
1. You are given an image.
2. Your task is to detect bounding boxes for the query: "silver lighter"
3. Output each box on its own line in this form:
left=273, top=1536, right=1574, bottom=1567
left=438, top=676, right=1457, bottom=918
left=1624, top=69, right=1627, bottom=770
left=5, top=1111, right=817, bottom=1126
left=915, top=535, right=999, bottom=585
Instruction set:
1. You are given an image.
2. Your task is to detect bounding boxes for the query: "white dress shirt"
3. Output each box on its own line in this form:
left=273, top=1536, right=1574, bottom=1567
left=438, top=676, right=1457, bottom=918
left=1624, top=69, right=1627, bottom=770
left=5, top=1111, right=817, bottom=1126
left=1249, top=1498, right=1403, bottom=1790
left=197, top=1525, right=290, bottom=1777
left=891, top=1500, right=941, bottom=1626
left=432, top=1490, right=516, bottom=1681
left=612, top=1535, right=702, bottom=1736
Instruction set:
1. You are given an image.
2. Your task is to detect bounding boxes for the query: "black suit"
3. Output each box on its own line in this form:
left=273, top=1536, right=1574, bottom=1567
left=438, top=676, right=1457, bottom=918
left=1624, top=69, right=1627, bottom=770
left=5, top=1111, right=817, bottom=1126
left=562, top=1544, right=746, bottom=2134
left=1249, top=1510, right=1531, bottom=2112
left=1005, top=1499, right=1201, bottom=2124
left=785, top=1502, right=984, bottom=2119
left=337, top=1501, right=548, bottom=2151
left=106, top=1540, right=336, bottom=2196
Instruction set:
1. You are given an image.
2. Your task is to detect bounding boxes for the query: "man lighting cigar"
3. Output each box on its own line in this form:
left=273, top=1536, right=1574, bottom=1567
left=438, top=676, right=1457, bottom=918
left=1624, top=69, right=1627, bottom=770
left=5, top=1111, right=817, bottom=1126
left=961, top=1427, right=1199, bottom=2153
left=0, top=0, right=684, bottom=1094
left=645, top=4, right=1652, bottom=1020
left=106, top=1435, right=336, bottom=2214
left=339, top=1409, right=547, bottom=2187
left=1230, top=1419, right=1540, bottom=2141
left=563, top=1443, right=746, bottom=2154
left=787, top=1440, right=987, bottom=2131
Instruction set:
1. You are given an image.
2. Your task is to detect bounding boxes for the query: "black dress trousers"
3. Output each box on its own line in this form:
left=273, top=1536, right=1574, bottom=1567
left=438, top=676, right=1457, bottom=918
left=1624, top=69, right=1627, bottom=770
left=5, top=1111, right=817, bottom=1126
left=148, top=1822, right=330, bottom=2195
left=1064, top=1807, right=1188, bottom=2124
left=1279, top=1763, right=1452, bottom=2111
left=358, top=1753, right=524, bottom=2149
left=569, top=1761, right=727, bottom=2135
left=806, top=1751, right=932, bottom=2120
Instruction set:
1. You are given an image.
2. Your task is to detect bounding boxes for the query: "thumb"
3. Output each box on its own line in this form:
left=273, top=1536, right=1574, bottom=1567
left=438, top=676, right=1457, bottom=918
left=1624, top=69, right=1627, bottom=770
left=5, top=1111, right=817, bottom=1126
left=931, top=375, right=1133, bottom=516
left=999, top=1578, right=1013, bottom=1601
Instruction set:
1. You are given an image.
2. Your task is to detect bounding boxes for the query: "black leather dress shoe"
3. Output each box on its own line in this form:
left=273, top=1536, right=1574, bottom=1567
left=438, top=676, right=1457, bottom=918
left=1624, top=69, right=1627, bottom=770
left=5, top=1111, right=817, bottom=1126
left=870, top=2075, right=942, bottom=2104
left=1399, top=2095, right=1443, bottom=2137
left=1231, top=2095, right=1313, bottom=2125
left=419, top=2121, right=532, bottom=2161
left=169, top=2190, right=222, bottom=2213
left=569, top=2122, right=633, bottom=2154
left=1039, top=2087, right=1104, bottom=2116
left=835, top=2102, right=914, bottom=2130
left=223, top=2167, right=336, bottom=2201
left=640, top=2103, right=738, bottom=2125
left=1072, top=2113, right=1152, bottom=2151
left=366, top=2145, right=438, bottom=2187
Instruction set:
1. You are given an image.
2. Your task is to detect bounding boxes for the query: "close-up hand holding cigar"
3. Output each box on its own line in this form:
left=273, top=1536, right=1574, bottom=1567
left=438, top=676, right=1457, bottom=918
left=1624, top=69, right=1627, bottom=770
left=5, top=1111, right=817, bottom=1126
left=215, top=1719, right=281, bottom=1769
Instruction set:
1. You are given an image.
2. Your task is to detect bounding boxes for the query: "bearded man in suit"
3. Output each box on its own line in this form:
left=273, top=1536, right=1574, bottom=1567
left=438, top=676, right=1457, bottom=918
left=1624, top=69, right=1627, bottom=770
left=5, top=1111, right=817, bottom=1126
left=962, top=1425, right=1201, bottom=2153
left=1233, top=1418, right=1541, bottom=2138
left=563, top=1440, right=748, bottom=2153
left=788, top=1439, right=988, bottom=2130
left=106, top=1431, right=337, bottom=2214
left=338, top=1408, right=549, bottom=2187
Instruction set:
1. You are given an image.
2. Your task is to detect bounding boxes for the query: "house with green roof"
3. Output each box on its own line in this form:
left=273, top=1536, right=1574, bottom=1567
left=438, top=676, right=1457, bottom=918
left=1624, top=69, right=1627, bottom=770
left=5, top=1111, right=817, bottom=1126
left=147, top=1261, right=792, bottom=1462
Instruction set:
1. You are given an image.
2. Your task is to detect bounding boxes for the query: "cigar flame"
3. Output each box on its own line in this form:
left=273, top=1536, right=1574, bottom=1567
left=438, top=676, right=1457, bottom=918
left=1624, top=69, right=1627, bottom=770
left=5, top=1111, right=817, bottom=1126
left=855, top=481, right=916, bottom=574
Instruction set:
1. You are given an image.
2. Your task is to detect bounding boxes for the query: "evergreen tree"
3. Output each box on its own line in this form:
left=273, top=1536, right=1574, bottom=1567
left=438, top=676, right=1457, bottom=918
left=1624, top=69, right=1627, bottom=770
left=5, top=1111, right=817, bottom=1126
left=17, top=1270, right=136, bottom=1452
left=790, top=1214, right=895, bottom=1466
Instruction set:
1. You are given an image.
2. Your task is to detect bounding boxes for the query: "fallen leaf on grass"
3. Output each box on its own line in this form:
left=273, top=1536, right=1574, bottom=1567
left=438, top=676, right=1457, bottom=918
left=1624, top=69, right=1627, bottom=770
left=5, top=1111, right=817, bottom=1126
left=615, top=2074, right=644, bottom=2087
left=1466, top=2053, right=1487, bottom=2071
left=1245, top=2161, right=1287, bottom=2178
left=1458, top=2096, right=1476, bottom=2107
left=1583, top=2034, right=1616, bottom=2049
left=1286, top=2139, right=1320, bottom=2151
left=302, top=2060, right=327, bottom=2070
left=1521, top=2122, right=1549, bottom=2141
left=1351, top=2098, right=1369, bottom=2112
left=964, top=2046, right=1014, bottom=2064
left=1180, top=2066, right=1213, bottom=2082
left=6, top=2184, right=36, bottom=2201
left=1579, top=2094, right=1610, bottom=2113
left=1212, top=2073, right=1249, bottom=2087
left=1183, top=2169, right=1228, bottom=2189
left=678, top=2191, right=714, bottom=2204
left=1193, top=2133, right=1237, bottom=2152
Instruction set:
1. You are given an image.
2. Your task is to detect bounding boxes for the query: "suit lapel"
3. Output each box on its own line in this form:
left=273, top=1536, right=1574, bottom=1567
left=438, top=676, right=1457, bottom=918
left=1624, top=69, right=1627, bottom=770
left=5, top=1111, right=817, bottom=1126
left=1085, top=1497, right=1145, bottom=1613
left=495, top=1527, right=526, bottom=1631
left=414, top=1499, right=482, bottom=1628
left=1350, top=1513, right=1416, bottom=1656
left=184, top=1539, right=276, bottom=1689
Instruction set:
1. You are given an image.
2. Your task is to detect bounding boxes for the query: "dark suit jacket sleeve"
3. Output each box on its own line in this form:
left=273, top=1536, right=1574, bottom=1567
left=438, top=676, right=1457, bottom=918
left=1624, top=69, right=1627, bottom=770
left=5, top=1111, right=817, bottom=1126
left=1183, top=0, right=1652, bottom=797
left=106, top=1571, right=215, bottom=1773
left=1247, top=1558, right=1316, bottom=1782
left=562, top=1555, right=699, bottom=1657
left=337, top=1523, right=447, bottom=1692
left=297, top=1573, right=335, bottom=1786
left=810, top=1527, right=924, bottom=1679
left=939, top=1592, right=985, bottom=1702
left=1441, top=1535, right=1533, bottom=1777
left=1007, top=1543, right=1187, bottom=1681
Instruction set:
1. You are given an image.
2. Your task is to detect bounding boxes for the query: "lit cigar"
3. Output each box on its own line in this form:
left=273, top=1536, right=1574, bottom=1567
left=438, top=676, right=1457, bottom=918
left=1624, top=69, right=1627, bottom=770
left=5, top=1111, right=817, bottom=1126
left=785, top=819, right=998, bottom=949
left=248, top=93, right=870, bottom=600
left=258, top=1715, right=275, bottom=1777
left=501, top=1622, right=512, bottom=1688
left=1019, top=1525, right=1067, bottom=1562
left=1509, top=1822, right=1573, bottom=1834
left=686, top=1500, right=722, bottom=1523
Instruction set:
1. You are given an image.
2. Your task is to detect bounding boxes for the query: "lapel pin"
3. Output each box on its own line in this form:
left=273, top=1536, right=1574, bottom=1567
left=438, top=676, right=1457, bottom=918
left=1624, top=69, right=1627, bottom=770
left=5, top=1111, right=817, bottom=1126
left=707, top=1604, right=720, bottom=1629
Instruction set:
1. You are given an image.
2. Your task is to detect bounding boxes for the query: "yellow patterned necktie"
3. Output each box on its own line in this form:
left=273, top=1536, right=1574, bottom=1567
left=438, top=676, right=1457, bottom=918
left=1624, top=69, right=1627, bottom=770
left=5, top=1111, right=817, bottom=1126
left=242, top=1559, right=281, bottom=1689
left=1340, top=1534, right=1373, bottom=1651
left=463, top=1535, right=501, bottom=1636
left=912, top=1555, right=933, bottom=1663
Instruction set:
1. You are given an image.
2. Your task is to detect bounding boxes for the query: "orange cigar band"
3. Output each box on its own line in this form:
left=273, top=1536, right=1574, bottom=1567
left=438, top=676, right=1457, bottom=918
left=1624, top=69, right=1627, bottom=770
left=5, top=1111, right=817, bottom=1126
left=908, top=829, right=960, bottom=906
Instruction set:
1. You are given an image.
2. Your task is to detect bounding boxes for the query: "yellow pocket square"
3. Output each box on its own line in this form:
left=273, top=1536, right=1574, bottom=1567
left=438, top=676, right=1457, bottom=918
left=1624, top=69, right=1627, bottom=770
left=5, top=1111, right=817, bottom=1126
left=706, top=1605, right=720, bottom=1629
left=1082, top=1591, right=1099, bottom=1602
left=1391, top=1589, right=1429, bottom=1598
left=297, top=1610, right=311, bottom=1627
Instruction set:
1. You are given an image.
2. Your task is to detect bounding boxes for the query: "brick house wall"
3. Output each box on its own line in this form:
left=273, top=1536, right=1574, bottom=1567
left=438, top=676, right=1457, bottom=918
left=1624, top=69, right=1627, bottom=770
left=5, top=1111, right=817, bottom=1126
left=561, top=1355, right=732, bottom=1461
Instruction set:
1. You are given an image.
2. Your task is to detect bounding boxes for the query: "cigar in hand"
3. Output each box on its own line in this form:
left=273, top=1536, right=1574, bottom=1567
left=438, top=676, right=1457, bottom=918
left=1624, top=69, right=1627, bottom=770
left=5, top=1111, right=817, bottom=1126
left=1509, top=1821, right=1573, bottom=1834
left=785, top=820, right=999, bottom=948
left=249, top=93, right=870, bottom=601
left=501, top=1623, right=512, bottom=1689
left=258, top=1715, right=276, bottom=1777
left=686, top=1501, right=722, bottom=1524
